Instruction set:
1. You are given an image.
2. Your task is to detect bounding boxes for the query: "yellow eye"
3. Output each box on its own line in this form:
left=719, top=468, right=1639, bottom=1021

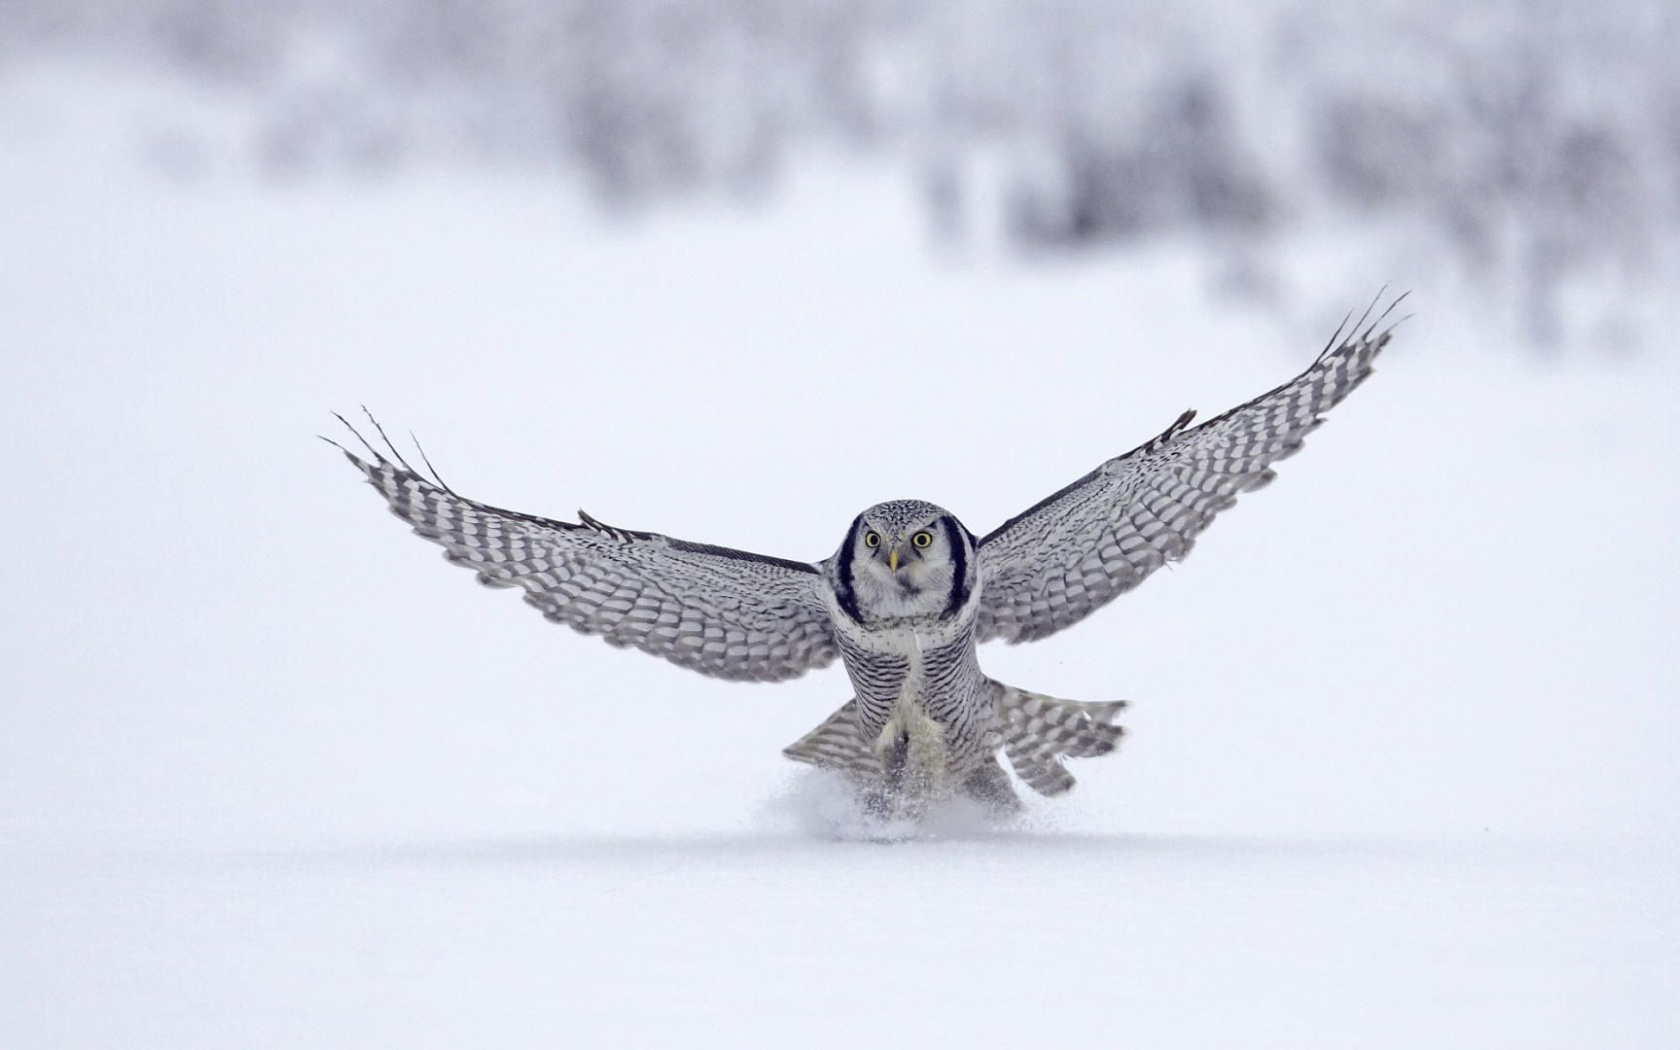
left=912, top=531, right=933, bottom=549
left=863, top=531, right=880, bottom=548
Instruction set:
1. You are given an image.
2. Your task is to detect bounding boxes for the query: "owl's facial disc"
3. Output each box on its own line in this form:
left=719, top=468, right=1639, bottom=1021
left=839, top=501, right=969, bottom=622
left=862, top=522, right=941, bottom=597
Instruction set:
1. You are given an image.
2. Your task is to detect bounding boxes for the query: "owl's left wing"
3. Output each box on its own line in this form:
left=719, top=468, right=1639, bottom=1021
left=330, top=419, right=839, bottom=682
left=974, top=303, right=1399, bottom=644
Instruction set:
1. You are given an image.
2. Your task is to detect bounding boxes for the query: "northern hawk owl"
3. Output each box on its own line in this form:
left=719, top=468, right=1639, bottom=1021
left=330, top=303, right=1398, bottom=817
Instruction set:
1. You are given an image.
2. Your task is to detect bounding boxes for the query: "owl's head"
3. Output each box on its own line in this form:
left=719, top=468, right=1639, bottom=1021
left=834, top=499, right=976, bottom=623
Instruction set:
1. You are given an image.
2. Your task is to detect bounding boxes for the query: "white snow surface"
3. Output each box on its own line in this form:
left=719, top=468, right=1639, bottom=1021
left=2, top=69, right=1677, bottom=1047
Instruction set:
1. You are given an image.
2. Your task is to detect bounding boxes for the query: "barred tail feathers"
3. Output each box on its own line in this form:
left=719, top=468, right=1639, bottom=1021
left=782, top=686, right=1125, bottom=799
left=997, top=683, right=1126, bottom=797
left=782, top=699, right=882, bottom=780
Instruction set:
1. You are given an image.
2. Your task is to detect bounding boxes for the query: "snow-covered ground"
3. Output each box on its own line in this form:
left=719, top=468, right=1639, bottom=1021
left=2, top=69, right=1677, bottom=1046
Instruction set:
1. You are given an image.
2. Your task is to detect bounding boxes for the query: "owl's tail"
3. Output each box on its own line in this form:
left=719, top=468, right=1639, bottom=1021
left=781, top=699, right=882, bottom=780
left=993, top=683, right=1126, bottom=797
left=781, top=685, right=1125, bottom=798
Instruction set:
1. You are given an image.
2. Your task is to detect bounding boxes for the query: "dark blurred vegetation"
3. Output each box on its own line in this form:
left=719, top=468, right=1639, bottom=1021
left=4, top=0, right=1676, bottom=349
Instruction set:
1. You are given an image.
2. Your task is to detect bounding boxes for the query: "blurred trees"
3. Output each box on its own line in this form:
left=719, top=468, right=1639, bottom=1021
left=5, top=0, right=1674, bottom=350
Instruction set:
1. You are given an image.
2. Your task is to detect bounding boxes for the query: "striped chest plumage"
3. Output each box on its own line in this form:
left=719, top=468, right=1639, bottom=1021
left=833, top=614, right=979, bottom=724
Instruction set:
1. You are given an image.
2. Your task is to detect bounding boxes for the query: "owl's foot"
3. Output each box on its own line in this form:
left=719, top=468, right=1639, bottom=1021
left=857, top=752, right=1020, bottom=824
left=960, top=758, right=1024, bottom=814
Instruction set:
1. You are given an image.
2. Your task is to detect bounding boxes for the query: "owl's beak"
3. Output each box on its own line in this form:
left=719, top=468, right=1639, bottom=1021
left=888, top=547, right=901, bottom=572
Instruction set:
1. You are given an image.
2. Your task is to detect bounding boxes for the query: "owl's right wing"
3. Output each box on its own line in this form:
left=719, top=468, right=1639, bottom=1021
left=974, top=301, right=1399, bottom=644
left=330, top=419, right=839, bottom=682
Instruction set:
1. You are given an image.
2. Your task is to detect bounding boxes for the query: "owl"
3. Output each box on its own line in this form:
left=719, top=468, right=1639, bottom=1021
left=330, top=302, right=1399, bottom=817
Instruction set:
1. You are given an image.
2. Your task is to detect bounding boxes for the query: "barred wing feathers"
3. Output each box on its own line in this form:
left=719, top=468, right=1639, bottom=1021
left=975, top=305, right=1398, bottom=645
left=332, top=423, right=839, bottom=682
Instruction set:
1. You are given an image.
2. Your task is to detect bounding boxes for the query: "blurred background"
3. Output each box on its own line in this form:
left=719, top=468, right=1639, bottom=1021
left=4, top=0, right=1679, bottom=350
left=2, top=2, right=1676, bottom=1046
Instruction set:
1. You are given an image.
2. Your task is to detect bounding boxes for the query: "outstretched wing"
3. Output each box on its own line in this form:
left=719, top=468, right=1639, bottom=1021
left=975, top=300, right=1401, bottom=644
left=330, top=419, right=839, bottom=682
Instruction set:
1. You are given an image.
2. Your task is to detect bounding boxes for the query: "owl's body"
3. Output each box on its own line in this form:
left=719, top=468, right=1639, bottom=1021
left=814, top=500, right=1003, bottom=811
left=332, top=303, right=1398, bottom=817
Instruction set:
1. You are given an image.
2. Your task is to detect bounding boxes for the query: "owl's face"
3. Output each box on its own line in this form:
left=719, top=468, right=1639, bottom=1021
left=834, top=499, right=975, bottom=623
